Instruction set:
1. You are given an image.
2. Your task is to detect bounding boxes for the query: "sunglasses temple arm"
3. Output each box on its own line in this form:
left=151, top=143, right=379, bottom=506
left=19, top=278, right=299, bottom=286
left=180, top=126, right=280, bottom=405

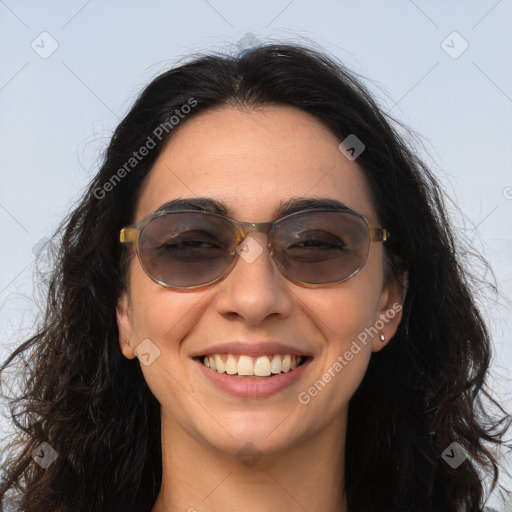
left=120, top=227, right=138, bottom=244
left=372, top=228, right=390, bottom=242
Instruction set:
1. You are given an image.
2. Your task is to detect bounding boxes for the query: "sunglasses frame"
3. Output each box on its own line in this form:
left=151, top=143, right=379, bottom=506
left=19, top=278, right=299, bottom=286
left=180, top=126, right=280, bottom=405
left=120, top=207, right=390, bottom=289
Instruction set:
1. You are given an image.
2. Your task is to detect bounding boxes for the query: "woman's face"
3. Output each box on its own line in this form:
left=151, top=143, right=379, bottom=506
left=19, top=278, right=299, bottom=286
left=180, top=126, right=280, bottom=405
left=117, top=105, right=403, bottom=457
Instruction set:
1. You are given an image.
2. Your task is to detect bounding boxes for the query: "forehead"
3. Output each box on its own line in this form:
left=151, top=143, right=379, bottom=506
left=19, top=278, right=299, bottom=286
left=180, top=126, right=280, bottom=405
left=135, top=105, right=377, bottom=223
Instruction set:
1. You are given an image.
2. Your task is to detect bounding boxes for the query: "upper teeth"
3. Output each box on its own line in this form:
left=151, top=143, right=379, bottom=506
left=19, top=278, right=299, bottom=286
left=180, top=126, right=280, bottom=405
left=203, top=354, right=303, bottom=376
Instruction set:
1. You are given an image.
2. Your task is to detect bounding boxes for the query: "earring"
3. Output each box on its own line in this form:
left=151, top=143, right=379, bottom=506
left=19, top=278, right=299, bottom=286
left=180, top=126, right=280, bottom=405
left=379, top=332, right=385, bottom=342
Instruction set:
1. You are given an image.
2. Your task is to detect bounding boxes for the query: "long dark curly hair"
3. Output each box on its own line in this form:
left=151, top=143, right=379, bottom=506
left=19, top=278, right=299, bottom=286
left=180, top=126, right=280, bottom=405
left=1, top=42, right=510, bottom=512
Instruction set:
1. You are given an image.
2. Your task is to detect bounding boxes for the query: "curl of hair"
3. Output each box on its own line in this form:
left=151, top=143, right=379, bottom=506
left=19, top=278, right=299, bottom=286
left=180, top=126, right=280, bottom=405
left=1, top=43, right=510, bottom=512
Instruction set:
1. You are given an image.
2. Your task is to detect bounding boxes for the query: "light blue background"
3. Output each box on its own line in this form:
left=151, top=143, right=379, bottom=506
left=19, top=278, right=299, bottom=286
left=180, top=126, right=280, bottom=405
left=1, top=1, right=511, bottom=508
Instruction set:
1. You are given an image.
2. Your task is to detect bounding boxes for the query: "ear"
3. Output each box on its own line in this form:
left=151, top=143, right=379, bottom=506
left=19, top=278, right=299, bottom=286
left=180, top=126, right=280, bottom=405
left=116, top=291, right=137, bottom=359
left=371, top=271, right=408, bottom=352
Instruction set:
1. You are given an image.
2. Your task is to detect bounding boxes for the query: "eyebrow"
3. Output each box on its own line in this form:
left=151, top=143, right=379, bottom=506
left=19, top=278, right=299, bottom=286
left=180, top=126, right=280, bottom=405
left=155, top=196, right=353, bottom=218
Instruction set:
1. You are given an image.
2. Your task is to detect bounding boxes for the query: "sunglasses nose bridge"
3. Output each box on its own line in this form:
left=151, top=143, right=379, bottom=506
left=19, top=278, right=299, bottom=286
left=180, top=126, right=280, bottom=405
left=237, top=220, right=275, bottom=244
left=232, top=220, right=281, bottom=278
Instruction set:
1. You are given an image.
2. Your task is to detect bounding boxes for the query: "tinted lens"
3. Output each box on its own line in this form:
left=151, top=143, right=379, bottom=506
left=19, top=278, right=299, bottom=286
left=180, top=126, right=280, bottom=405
left=272, top=211, right=370, bottom=284
left=139, top=213, right=237, bottom=287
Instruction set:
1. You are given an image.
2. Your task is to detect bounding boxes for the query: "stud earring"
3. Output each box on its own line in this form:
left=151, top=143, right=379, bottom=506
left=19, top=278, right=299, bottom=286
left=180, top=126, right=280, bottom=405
left=379, top=332, right=385, bottom=342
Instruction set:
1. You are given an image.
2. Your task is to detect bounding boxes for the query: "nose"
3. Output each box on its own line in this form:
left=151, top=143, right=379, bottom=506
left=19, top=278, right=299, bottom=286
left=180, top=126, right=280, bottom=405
left=214, top=232, right=293, bottom=326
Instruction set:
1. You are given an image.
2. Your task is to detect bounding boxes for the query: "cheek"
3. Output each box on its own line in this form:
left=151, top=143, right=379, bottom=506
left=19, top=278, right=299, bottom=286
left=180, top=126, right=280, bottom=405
left=324, top=249, right=386, bottom=342
left=131, top=292, right=182, bottom=340
left=126, top=267, right=209, bottom=403
left=307, top=278, right=382, bottom=350
left=296, top=284, right=379, bottom=425
left=127, top=284, right=207, bottom=413
left=127, top=261, right=202, bottom=343
left=302, top=273, right=382, bottom=380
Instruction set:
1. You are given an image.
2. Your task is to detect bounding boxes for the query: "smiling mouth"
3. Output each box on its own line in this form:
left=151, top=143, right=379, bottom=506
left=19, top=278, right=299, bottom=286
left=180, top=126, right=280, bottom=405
left=196, top=353, right=309, bottom=378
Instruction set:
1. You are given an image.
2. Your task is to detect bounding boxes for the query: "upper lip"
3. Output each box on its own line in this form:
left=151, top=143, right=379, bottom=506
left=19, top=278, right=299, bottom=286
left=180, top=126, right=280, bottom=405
left=191, top=341, right=312, bottom=358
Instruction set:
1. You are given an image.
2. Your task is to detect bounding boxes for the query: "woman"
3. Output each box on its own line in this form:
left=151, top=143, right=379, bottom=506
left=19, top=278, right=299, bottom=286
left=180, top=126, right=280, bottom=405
left=0, top=43, right=510, bottom=512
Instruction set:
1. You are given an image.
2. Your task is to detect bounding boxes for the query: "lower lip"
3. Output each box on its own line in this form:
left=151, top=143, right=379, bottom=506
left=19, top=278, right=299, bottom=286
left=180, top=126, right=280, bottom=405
left=194, top=358, right=312, bottom=399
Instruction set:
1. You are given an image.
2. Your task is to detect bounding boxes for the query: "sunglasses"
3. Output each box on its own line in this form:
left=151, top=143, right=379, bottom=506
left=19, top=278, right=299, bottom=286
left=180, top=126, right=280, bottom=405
left=120, top=207, right=390, bottom=289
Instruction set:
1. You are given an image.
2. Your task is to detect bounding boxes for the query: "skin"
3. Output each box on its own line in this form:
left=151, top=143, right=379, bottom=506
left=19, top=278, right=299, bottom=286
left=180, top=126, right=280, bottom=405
left=116, top=105, right=405, bottom=512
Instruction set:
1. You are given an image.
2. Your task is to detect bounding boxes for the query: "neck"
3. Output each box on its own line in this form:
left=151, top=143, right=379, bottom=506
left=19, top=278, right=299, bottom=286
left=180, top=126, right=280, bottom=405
left=152, top=410, right=348, bottom=512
